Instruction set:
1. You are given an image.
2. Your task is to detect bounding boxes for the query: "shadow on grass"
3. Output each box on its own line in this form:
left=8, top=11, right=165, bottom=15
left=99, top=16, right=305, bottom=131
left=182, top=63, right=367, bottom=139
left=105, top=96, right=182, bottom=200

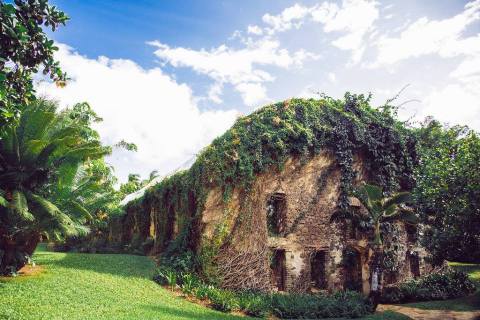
left=140, top=304, right=247, bottom=320
left=34, top=245, right=157, bottom=280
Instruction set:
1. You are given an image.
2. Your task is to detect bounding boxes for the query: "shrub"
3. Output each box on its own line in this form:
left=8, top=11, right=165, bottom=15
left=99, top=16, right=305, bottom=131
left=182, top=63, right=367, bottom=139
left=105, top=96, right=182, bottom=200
left=207, top=288, right=239, bottom=312
left=152, top=267, right=177, bottom=289
left=194, top=283, right=216, bottom=300
left=270, top=291, right=371, bottom=319
left=381, top=270, right=476, bottom=304
left=237, top=291, right=271, bottom=318
left=152, top=266, right=372, bottom=318
left=180, top=273, right=200, bottom=295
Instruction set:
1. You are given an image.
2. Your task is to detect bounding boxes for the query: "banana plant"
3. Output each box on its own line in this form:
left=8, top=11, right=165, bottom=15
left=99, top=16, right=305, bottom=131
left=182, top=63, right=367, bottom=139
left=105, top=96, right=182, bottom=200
left=350, top=184, right=418, bottom=305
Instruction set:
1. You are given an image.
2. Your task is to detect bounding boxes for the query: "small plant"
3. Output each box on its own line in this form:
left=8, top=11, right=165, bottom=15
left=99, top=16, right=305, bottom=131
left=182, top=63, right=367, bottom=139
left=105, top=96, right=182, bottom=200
left=194, top=283, right=215, bottom=300
left=180, top=273, right=199, bottom=295
left=153, top=267, right=177, bottom=290
left=207, top=288, right=239, bottom=313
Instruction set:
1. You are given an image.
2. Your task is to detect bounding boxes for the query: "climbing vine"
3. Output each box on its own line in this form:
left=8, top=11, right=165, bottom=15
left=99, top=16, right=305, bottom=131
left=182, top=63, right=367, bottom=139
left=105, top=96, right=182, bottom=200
left=120, top=93, right=418, bottom=282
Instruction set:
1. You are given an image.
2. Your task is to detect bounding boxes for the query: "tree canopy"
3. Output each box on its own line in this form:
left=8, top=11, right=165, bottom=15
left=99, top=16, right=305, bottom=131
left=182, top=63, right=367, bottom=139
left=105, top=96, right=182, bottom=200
left=0, top=0, right=68, bottom=130
left=414, top=119, right=480, bottom=264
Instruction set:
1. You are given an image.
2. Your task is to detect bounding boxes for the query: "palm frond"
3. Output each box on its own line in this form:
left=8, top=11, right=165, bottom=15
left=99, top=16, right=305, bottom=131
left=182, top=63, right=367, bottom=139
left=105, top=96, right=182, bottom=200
left=0, top=190, right=7, bottom=207
left=10, top=190, right=34, bottom=221
left=26, top=192, right=84, bottom=238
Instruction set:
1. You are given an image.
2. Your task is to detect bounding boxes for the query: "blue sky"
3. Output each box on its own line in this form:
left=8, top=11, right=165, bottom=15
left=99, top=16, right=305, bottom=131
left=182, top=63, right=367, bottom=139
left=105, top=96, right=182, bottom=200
left=38, top=0, right=480, bottom=183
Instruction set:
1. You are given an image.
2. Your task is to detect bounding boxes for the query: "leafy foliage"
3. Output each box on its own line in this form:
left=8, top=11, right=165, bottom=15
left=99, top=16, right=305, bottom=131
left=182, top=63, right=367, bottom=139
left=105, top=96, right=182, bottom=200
left=380, top=269, right=476, bottom=304
left=0, top=0, right=68, bottom=129
left=126, top=94, right=418, bottom=278
left=0, top=99, right=110, bottom=274
left=152, top=267, right=373, bottom=318
left=414, top=119, right=480, bottom=263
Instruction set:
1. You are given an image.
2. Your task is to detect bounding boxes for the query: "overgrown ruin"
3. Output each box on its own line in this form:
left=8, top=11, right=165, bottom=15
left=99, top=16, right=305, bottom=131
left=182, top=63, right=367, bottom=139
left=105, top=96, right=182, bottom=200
left=105, top=95, right=432, bottom=294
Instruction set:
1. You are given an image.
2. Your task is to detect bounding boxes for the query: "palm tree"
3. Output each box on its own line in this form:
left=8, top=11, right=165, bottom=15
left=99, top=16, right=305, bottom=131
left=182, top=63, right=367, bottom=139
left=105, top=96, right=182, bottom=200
left=0, top=100, right=109, bottom=275
left=348, top=184, right=418, bottom=306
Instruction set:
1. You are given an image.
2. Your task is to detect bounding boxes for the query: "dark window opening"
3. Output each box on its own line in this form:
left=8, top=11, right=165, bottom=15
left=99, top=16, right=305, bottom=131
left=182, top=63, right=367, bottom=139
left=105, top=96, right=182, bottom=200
left=343, top=247, right=362, bottom=292
left=164, top=205, right=176, bottom=246
left=267, top=193, right=287, bottom=236
left=311, top=251, right=327, bottom=290
left=271, top=249, right=287, bottom=291
left=408, top=253, right=420, bottom=278
left=406, top=224, right=417, bottom=243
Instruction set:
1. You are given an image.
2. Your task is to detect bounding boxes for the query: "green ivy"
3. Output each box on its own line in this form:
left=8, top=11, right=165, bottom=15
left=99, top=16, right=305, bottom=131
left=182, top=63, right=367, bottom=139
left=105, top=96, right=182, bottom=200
left=123, top=93, right=418, bottom=276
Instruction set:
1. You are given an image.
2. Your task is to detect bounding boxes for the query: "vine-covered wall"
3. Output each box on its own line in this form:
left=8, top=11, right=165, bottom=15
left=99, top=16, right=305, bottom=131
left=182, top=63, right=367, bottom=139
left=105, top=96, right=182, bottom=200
left=108, top=93, right=420, bottom=288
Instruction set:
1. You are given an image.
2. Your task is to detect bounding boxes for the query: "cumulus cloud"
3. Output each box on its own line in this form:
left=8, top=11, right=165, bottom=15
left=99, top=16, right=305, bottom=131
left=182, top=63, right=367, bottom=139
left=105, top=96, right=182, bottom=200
left=311, top=0, right=379, bottom=63
left=372, top=0, right=480, bottom=66
left=262, top=4, right=310, bottom=34
left=251, top=0, right=379, bottom=63
left=420, top=81, right=480, bottom=130
left=37, top=44, right=238, bottom=183
left=247, top=25, right=263, bottom=35
left=148, top=39, right=316, bottom=106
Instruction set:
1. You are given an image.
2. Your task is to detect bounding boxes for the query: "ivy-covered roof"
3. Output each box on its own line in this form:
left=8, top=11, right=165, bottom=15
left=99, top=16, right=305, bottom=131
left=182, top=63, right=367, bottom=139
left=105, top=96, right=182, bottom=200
left=126, top=94, right=417, bottom=213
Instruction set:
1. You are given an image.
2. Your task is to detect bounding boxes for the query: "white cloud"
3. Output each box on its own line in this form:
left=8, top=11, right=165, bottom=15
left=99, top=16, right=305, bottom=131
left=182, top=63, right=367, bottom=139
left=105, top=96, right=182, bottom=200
left=235, top=83, right=268, bottom=106
left=208, top=82, right=224, bottom=104
left=421, top=81, right=480, bottom=130
left=328, top=72, right=337, bottom=83
left=148, top=38, right=316, bottom=106
left=254, top=0, right=379, bottom=63
left=372, top=0, right=480, bottom=66
left=247, top=25, right=263, bottom=35
left=37, top=44, right=238, bottom=182
left=262, top=4, right=310, bottom=34
left=311, top=0, right=379, bottom=63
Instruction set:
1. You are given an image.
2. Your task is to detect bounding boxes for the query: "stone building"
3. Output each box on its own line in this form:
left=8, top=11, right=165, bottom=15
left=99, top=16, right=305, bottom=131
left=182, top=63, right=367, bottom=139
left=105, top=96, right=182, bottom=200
left=198, top=151, right=430, bottom=294
left=114, top=98, right=432, bottom=294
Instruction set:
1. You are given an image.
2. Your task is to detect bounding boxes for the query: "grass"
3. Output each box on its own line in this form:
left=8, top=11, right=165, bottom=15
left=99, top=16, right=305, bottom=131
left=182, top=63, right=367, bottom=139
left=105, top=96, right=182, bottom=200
left=400, top=261, right=480, bottom=312
left=3, top=246, right=470, bottom=320
left=0, top=245, right=246, bottom=320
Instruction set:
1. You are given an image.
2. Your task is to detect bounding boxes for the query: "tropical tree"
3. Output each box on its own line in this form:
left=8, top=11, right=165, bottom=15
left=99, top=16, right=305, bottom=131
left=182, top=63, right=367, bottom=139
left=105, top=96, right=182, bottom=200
left=0, top=0, right=68, bottom=130
left=414, top=119, right=480, bottom=263
left=347, top=184, right=417, bottom=306
left=0, top=99, right=109, bottom=275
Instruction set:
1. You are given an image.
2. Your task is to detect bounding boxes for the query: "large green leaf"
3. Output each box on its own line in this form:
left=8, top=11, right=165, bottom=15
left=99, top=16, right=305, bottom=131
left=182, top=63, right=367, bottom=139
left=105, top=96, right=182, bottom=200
left=10, top=190, right=34, bottom=221
left=382, top=192, right=411, bottom=210
left=362, top=183, right=383, bottom=202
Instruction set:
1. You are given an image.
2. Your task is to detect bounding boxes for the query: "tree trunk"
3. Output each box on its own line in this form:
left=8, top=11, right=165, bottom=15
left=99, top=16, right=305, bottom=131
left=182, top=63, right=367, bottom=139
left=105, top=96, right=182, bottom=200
left=368, top=247, right=383, bottom=310
left=0, top=231, right=41, bottom=276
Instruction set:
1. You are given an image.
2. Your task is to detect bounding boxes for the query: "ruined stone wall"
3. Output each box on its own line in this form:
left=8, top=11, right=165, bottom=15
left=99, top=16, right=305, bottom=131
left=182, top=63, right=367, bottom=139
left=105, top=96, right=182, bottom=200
left=199, top=151, right=430, bottom=293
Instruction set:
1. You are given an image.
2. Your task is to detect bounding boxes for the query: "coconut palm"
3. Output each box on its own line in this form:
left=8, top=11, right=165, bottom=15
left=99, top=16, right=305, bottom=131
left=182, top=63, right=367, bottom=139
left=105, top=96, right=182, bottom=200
left=349, top=184, right=418, bottom=306
left=0, top=100, right=109, bottom=275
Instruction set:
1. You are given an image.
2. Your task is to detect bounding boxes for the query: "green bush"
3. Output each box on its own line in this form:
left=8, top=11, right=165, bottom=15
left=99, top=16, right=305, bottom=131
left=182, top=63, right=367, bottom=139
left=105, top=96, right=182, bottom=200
left=237, top=291, right=271, bottom=318
left=207, top=288, right=239, bottom=312
left=152, top=267, right=177, bottom=289
left=180, top=273, right=200, bottom=295
left=381, top=270, right=476, bottom=303
left=270, top=291, right=371, bottom=319
left=153, top=267, right=372, bottom=318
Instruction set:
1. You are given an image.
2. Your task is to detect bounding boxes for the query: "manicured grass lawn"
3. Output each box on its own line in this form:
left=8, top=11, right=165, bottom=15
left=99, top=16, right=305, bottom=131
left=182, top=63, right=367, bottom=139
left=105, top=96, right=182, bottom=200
left=0, top=245, right=245, bottom=320
left=401, top=261, right=480, bottom=312
left=2, top=245, right=462, bottom=320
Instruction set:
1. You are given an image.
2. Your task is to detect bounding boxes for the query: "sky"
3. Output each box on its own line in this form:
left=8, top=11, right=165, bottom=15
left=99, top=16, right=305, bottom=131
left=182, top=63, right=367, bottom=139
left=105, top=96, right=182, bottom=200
left=36, top=0, right=480, bottom=183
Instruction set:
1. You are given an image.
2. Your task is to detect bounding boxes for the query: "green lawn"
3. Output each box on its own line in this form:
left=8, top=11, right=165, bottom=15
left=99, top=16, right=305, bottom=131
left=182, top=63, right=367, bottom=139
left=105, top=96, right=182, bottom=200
left=0, top=245, right=245, bottom=320
left=0, top=246, right=443, bottom=320
left=400, top=262, right=480, bottom=312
